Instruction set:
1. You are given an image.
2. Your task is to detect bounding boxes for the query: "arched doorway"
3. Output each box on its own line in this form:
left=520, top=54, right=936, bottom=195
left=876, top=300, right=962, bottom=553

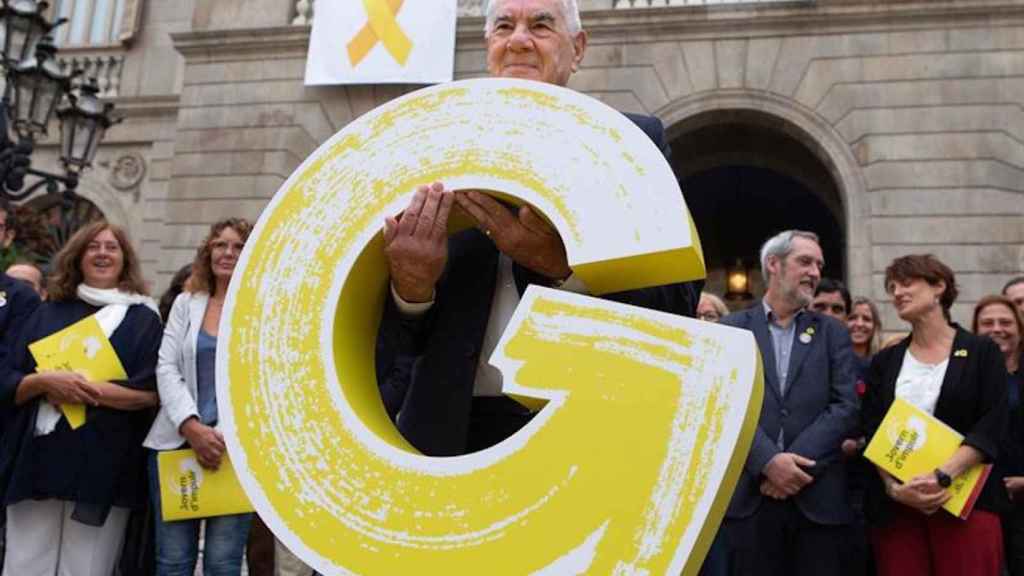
left=13, top=193, right=105, bottom=267
left=659, top=92, right=871, bottom=307
left=673, top=113, right=844, bottom=304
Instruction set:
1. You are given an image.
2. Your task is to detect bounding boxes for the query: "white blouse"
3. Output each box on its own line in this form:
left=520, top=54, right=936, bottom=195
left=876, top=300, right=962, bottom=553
left=894, top=349, right=949, bottom=415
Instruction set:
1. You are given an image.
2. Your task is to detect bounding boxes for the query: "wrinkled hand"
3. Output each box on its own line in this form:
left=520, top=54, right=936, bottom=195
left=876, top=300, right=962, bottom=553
left=760, top=478, right=788, bottom=500
left=181, top=418, right=226, bottom=470
left=384, top=182, right=455, bottom=303
left=762, top=453, right=816, bottom=497
left=888, top=473, right=950, bottom=514
left=1006, top=476, right=1024, bottom=500
left=38, top=371, right=102, bottom=406
left=455, top=190, right=571, bottom=281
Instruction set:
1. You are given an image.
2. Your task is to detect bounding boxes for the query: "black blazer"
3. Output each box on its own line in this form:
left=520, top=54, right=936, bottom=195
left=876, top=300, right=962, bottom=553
left=721, top=303, right=859, bottom=525
left=0, top=273, right=40, bottom=427
left=375, top=113, right=703, bottom=456
left=861, top=326, right=1009, bottom=524
left=0, top=273, right=40, bottom=403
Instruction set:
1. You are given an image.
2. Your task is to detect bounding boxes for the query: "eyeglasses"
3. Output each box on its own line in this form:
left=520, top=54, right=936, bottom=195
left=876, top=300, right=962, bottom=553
left=211, top=240, right=245, bottom=253
left=698, top=312, right=721, bottom=322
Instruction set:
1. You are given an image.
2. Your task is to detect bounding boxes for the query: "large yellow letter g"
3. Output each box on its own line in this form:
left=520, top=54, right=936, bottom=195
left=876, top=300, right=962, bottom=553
left=218, top=78, right=763, bottom=575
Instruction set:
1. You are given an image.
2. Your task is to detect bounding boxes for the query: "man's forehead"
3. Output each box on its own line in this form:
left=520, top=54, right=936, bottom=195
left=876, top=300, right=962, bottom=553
left=789, top=238, right=823, bottom=258
left=494, top=0, right=564, bottom=21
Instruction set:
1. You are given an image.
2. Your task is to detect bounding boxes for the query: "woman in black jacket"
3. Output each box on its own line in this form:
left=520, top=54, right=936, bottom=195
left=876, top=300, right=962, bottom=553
left=862, top=254, right=1007, bottom=576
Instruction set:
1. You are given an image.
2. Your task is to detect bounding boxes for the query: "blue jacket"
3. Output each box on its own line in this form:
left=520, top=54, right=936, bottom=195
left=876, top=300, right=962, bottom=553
left=721, top=302, right=859, bottom=525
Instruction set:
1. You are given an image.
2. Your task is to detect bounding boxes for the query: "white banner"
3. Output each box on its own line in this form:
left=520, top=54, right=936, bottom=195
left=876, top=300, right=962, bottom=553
left=305, top=0, right=457, bottom=85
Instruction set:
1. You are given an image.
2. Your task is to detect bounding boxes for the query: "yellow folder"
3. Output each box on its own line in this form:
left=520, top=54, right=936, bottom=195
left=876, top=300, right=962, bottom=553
left=864, top=397, right=991, bottom=519
left=28, top=314, right=128, bottom=429
left=157, top=448, right=254, bottom=521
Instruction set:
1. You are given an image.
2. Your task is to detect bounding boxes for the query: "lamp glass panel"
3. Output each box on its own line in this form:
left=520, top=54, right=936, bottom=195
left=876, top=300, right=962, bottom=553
left=32, top=78, right=58, bottom=133
left=14, top=74, right=38, bottom=133
left=70, top=116, right=96, bottom=164
left=4, top=17, right=30, bottom=62
left=60, top=109, right=77, bottom=161
left=84, top=122, right=104, bottom=166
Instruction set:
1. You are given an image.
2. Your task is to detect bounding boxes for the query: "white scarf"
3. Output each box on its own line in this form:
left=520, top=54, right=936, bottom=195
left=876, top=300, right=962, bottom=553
left=35, top=285, right=159, bottom=435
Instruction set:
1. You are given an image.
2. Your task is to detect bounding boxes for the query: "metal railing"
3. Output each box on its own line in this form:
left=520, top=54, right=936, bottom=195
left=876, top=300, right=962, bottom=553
left=58, top=54, right=124, bottom=97
left=613, top=0, right=807, bottom=7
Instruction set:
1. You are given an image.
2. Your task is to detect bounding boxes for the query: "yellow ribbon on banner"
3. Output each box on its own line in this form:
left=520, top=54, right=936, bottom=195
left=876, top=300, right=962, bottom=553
left=347, top=0, right=411, bottom=67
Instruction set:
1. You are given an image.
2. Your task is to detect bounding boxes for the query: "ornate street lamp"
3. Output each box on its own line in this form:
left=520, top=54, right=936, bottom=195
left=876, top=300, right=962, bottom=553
left=9, top=38, right=74, bottom=138
left=58, top=80, right=117, bottom=175
left=0, top=0, right=120, bottom=212
left=0, top=0, right=62, bottom=66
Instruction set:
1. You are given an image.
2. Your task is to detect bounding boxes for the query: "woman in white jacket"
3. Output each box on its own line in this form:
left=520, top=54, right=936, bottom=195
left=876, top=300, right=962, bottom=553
left=144, top=217, right=252, bottom=576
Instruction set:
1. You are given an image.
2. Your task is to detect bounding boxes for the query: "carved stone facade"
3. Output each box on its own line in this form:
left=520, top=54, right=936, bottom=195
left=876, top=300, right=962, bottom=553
left=47, top=0, right=1024, bottom=333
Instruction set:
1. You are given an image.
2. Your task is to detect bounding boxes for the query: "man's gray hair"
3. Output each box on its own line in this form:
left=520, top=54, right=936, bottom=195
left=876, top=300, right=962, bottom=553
left=484, top=0, right=582, bottom=36
left=759, top=229, right=820, bottom=281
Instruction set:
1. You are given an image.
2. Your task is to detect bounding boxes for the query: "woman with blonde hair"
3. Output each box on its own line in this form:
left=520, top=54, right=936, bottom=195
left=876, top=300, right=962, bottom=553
left=697, top=291, right=729, bottom=323
left=848, top=296, right=882, bottom=359
left=144, top=217, right=253, bottom=576
left=1, top=222, right=161, bottom=576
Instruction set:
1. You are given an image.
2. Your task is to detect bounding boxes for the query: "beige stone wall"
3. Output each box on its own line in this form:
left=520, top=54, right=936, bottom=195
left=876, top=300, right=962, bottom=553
left=116, top=0, right=195, bottom=292
left=27, top=0, right=192, bottom=291
left=99, top=0, right=1022, bottom=333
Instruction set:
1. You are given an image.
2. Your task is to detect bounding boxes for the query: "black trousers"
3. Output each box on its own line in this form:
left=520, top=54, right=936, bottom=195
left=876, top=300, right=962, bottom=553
left=724, top=499, right=848, bottom=576
left=1005, top=508, right=1024, bottom=576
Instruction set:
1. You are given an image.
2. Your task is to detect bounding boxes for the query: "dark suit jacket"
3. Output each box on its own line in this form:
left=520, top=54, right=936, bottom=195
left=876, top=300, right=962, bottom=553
left=861, top=326, right=1009, bottom=524
left=721, top=302, right=859, bottom=525
left=0, top=272, right=40, bottom=408
left=375, top=113, right=703, bottom=456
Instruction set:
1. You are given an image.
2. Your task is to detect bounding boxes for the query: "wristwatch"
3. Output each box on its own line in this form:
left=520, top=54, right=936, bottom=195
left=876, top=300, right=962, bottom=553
left=934, top=468, right=952, bottom=488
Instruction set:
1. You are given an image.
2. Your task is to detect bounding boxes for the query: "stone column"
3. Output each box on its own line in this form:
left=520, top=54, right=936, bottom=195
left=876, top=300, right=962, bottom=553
left=191, top=0, right=292, bottom=30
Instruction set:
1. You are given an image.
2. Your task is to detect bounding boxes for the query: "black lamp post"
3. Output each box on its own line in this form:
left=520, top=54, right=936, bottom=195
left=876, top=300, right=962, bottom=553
left=0, top=0, right=120, bottom=211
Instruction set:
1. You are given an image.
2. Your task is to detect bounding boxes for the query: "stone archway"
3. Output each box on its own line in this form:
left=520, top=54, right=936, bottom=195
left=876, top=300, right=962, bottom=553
left=16, top=175, right=134, bottom=267
left=657, top=90, right=871, bottom=301
left=20, top=193, right=105, bottom=266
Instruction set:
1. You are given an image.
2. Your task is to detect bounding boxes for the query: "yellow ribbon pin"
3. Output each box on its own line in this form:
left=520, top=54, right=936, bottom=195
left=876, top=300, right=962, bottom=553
left=347, top=0, right=412, bottom=67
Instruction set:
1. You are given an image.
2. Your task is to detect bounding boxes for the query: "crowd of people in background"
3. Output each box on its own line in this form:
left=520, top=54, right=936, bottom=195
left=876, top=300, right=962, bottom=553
left=3, top=194, right=1024, bottom=576
left=0, top=199, right=318, bottom=576
left=696, top=230, right=1024, bottom=576
left=0, top=0, right=1022, bottom=569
